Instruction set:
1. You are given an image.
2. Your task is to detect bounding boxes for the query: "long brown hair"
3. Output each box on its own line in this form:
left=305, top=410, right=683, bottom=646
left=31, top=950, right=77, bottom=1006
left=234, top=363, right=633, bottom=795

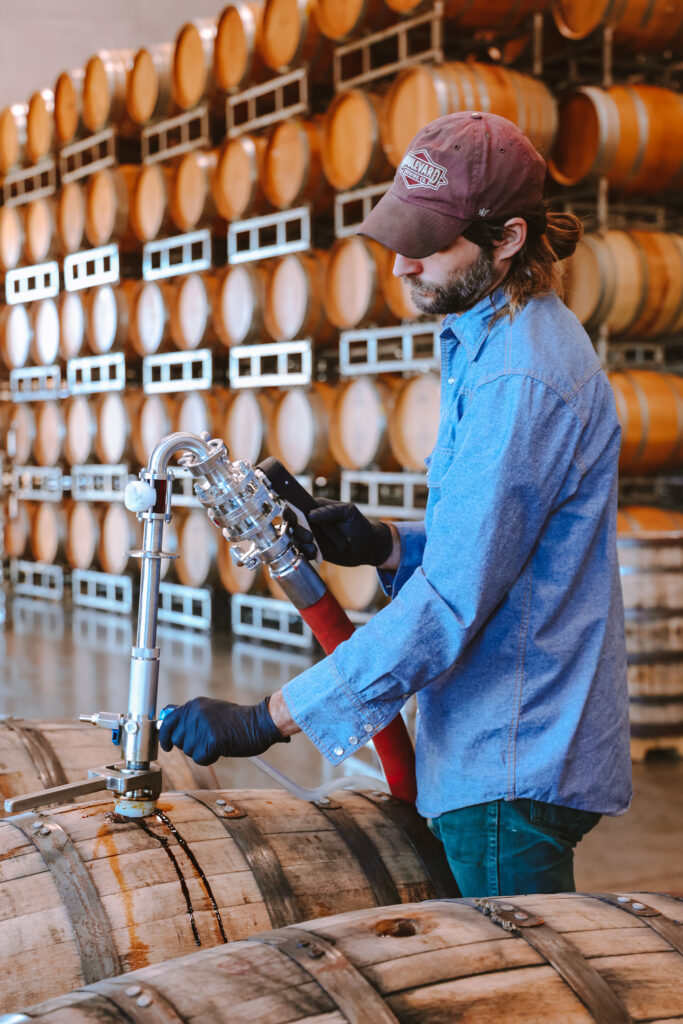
left=462, top=201, right=583, bottom=319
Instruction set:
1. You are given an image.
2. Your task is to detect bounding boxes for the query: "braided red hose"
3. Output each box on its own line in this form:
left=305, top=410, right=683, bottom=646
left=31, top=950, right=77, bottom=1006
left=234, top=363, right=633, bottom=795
left=299, top=588, right=417, bottom=804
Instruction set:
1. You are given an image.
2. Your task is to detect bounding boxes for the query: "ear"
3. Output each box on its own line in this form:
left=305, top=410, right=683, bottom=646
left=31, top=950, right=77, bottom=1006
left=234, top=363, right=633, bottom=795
left=492, top=218, right=527, bottom=264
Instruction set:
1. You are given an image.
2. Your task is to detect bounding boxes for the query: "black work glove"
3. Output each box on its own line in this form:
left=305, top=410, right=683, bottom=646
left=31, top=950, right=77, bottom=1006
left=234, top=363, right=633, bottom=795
left=158, top=696, right=289, bottom=766
left=285, top=497, right=393, bottom=568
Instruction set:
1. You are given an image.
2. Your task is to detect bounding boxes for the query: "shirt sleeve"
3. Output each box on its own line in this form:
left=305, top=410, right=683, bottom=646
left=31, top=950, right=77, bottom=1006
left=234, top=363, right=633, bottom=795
left=283, top=374, right=584, bottom=764
left=377, top=520, right=426, bottom=597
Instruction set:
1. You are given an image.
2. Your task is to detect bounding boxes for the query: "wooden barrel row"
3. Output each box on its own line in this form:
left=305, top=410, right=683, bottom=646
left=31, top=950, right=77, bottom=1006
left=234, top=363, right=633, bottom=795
left=564, top=230, right=683, bottom=339
left=549, top=82, right=683, bottom=194
left=610, top=370, right=683, bottom=477
left=617, top=505, right=683, bottom=751
left=0, top=787, right=455, bottom=1012
left=552, top=0, right=683, bottom=52
left=6, top=889, right=683, bottom=1023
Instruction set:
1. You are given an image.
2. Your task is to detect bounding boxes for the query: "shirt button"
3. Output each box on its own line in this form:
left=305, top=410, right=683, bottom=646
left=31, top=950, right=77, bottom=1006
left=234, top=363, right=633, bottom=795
left=447, top=377, right=454, bottom=385
left=333, top=745, right=344, bottom=757
left=363, top=724, right=373, bottom=733
left=349, top=736, right=358, bottom=745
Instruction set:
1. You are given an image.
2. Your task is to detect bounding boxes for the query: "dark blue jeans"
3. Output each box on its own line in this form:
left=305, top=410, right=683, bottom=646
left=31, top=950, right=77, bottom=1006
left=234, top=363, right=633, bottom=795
left=429, top=798, right=601, bottom=897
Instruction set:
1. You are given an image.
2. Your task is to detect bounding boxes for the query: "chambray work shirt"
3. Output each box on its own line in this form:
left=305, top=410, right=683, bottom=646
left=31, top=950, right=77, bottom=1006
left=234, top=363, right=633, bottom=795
left=283, top=289, right=633, bottom=819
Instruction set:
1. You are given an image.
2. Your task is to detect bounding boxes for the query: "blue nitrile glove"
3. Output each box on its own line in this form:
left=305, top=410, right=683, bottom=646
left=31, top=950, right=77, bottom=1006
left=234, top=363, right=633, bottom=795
left=158, top=696, right=289, bottom=766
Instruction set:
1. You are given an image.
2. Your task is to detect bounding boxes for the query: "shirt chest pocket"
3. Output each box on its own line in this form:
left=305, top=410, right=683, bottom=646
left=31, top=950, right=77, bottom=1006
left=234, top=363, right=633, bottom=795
left=425, top=446, right=454, bottom=493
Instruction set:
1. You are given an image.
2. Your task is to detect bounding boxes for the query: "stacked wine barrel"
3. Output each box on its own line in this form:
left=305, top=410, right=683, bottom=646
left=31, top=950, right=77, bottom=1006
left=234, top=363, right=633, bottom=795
left=0, top=0, right=681, bottom=739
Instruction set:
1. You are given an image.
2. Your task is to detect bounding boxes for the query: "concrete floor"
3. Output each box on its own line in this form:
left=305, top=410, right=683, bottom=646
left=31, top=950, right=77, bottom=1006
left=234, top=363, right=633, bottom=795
left=1, top=595, right=682, bottom=894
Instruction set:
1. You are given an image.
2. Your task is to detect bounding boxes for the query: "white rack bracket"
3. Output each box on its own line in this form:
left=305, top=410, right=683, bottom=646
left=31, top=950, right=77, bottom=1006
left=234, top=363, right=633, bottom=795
left=0, top=158, right=57, bottom=206
left=4, top=262, right=60, bottom=304
left=231, top=593, right=313, bottom=649
left=228, top=206, right=311, bottom=263
left=9, top=365, right=64, bottom=402
left=341, top=470, right=428, bottom=521
left=158, top=582, right=212, bottom=631
left=142, top=348, right=213, bottom=393
left=71, top=568, right=133, bottom=614
left=141, top=105, right=210, bottom=164
left=64, top=244, right=119, bottom=291
left=66, top=352, right=126, bottom=394
left=339, top=321, right=441, bottom=375
left=334, top=182, right=390, bottom=239
left=59, top=128, right=117, bottom=183
left=11, top=466, right=65, bottom=502
left=10, top=559, right=64, bottom=601
left=229, top=340, right=312, bottom=388
left=170, top=467, right=200, bottom=507
left=70, top=464, right=131, bottom=502
left=333, top=1, right=444, bottom=90
left=227, top=68, right=310, bottom=137
left=142, top=229, right=211, bottom=280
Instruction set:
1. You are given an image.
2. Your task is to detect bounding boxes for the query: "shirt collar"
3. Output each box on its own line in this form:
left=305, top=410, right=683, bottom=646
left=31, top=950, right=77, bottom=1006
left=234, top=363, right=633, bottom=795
left=440, top=287, right=508, bottom=362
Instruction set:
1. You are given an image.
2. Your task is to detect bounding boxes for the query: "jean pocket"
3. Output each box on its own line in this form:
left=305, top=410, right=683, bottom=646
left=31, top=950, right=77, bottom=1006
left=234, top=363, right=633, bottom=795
left=528, top=800, right=601, bottom=845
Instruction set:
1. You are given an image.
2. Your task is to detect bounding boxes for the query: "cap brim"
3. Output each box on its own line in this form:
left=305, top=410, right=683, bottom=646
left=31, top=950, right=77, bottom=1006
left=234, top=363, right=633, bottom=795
left=358, top=192, right=471, bottom=259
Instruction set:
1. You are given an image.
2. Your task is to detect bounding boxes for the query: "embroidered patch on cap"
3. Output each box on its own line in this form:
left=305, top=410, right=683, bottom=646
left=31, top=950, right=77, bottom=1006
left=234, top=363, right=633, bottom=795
left=399, top=150, right=448, bottom=191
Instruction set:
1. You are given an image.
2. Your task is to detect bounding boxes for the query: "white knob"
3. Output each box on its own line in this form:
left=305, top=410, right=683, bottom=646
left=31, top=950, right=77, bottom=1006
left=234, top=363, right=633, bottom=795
left=124, top=480, right=157, bottom=513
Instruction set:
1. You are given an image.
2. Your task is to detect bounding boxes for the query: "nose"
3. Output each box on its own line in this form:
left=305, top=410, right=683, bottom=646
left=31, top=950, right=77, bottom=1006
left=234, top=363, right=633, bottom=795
left=393, top=253, right=423, bottom=277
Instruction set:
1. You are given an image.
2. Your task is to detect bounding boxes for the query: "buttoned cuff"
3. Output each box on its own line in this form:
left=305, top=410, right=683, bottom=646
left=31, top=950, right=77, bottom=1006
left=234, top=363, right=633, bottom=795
left=282, top=654, right=388, bottom=765
left=377, top=520, right=426, bottom=598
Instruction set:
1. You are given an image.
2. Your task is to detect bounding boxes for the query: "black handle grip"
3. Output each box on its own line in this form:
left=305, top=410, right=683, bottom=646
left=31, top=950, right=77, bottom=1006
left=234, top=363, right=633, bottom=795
left=258, top=457, right=349, bottom=555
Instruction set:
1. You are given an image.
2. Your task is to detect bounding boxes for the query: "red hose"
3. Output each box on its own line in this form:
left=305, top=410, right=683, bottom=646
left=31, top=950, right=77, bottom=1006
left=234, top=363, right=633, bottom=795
left=299, top=589, right=418, bottom=804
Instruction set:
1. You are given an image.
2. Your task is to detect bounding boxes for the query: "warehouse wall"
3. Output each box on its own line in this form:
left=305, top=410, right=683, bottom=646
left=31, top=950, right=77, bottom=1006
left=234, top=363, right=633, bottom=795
left=0, top=0, right=224, bottom=109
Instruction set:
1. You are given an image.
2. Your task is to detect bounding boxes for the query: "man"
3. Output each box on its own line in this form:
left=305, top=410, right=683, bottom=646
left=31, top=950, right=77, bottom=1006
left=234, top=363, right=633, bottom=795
left=160, top=112, right=633, bottom=896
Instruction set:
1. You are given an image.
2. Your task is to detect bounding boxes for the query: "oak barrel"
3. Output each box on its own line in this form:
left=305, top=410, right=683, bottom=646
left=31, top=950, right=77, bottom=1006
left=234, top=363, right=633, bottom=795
left=324, top=236, right=393, bottom=329
left=23, top=197, right=57, bottom=264
left=0, top=205, right=23, bottom=272
left=262, top=116, right=331, bottom=210
left=214, top=1, right=267, bottom=93
left=259, top=0, right=333, bottom=78
left=173, top=507, right=219, bottom=587
left=610, top=370, right=683, bottom=476
left=0, top=304, right=32, bottom=370
left=128, top=393, right=174, bottom=467
left=0, top=788, right=453, bottom=1011
left=209, top=264, right=267, bottom=347
left=618, top=505, right=683, bottom=752
left=316, top=0, right=392, bottom=40
left=8, top=891, right=683, bottom=1022
left=388, top=374, right=441, bottom=471
left=383, top=62, right=556, bottom=167
left=162, top=273, right=210, bottom=351
left=322, top=87, right=392, bottom=190
left=0, top=720, right=219, bottom=821
left=0, top=101, right=27, bottom=172
left=3, top=403, right=35, bottom=464
left=84, top=284, right=126, bottom=355
left=126, top=43, right=174, bottom=126
left=54, top=67, right=85, bottom=146
left=213, top=134, right=267, bottom=221
left=58, top=291, right=85, bottom=360
left=93, top=392, right=132, bottom=465
left=26, top=88, right=54, bottom=164
left=56, top=180, right=86, bottom=254
left=388, top=0, right=548, bottom=28
left=29, top=501, right=66, bottom=563
left=221, top=388, right=272, bottom=465
left=170, top=149, right=218, bottom=232
left=63, top=395, right=97, bottom=465
left=98, top=503, right=139, bottom=576
left=33, top=400, right=65, bottom=468
left=323, top=562, right=383, bottom=612
left=82, top=49, right=134, bottom=132
left=65, top=499, right=100, bottom=570
left=173, top=18, right=217, bottom=110
left=120, top=279, right=169, bottom=357
left=330, top=377, right=395, bottom=471
left=173, top=390, right=225, bottom=440
left=29, top=298, right=60, bottom=366
left=266, top=383, right=335, bottom=475
left=3, top=501, right=30, bottom=558
left=549, top=84, right=683, bottom=194
left=85, top=164, right=170, bottom=248
left=264, top=251, right=332, bottom=343
left=552, top=0, right=683, bottom=51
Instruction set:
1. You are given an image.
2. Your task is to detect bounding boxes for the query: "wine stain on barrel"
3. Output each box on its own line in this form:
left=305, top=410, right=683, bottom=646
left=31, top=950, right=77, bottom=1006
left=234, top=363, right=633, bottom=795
left=95, top=819, right=152, bottom=971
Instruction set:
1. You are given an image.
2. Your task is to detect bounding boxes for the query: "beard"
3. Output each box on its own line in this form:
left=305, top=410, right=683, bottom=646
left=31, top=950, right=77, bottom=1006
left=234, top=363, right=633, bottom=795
left=407, top=247, right=497, bottom=316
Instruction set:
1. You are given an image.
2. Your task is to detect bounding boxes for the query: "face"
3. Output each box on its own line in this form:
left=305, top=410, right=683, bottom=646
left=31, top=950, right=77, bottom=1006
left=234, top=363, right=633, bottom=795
left=393, top=235, right=498, bottom=316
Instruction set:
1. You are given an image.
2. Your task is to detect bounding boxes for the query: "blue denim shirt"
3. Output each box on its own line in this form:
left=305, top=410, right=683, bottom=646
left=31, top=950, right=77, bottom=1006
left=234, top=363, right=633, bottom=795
left=283, top=288, right=633, bottom=819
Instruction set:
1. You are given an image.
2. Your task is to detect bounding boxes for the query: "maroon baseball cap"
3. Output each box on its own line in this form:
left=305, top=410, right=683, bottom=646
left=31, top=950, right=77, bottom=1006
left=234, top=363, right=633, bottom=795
left=359, top=112, right=547, bottom=259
